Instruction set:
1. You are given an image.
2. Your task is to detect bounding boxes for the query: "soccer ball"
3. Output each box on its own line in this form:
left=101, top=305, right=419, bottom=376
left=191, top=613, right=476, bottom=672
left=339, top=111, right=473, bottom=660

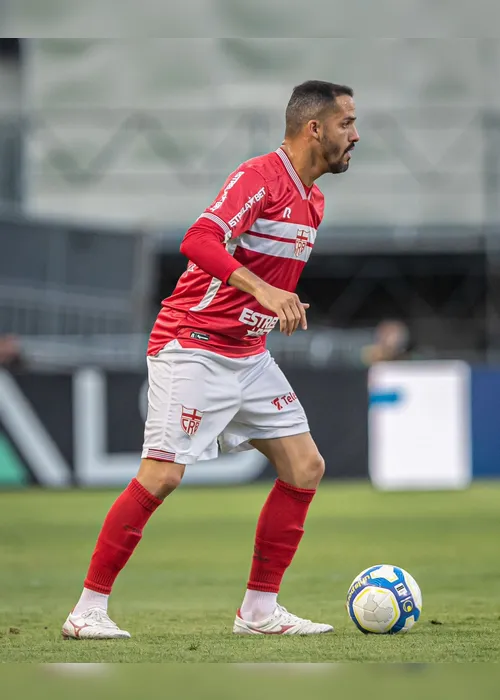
left=346, top=564, right=422, bottom=634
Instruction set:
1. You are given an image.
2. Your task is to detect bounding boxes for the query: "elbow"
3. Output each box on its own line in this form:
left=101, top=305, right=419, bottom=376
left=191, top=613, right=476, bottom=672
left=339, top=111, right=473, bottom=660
left=179, top=237, right=191, bottom=259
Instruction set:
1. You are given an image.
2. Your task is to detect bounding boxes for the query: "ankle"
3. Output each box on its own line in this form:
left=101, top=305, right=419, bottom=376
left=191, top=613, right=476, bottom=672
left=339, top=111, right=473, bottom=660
left=240, top=589, right=278, bottom=622
left=73, top=588, right=109, bottom=616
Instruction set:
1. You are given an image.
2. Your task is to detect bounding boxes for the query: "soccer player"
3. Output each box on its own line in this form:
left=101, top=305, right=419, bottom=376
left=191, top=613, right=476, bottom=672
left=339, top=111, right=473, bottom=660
left=62, top=80, right=359, bottom=639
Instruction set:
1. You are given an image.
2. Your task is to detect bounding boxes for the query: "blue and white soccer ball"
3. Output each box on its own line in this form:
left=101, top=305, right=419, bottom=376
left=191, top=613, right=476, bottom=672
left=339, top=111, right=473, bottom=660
left=346, top=564, right=422, bottom=634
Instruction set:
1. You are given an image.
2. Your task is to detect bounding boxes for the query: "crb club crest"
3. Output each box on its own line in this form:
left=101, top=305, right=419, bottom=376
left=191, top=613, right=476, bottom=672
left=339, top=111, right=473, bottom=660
left=294, top=228, right=309, bottom=257
left=181, top=407, right=203, bottom=435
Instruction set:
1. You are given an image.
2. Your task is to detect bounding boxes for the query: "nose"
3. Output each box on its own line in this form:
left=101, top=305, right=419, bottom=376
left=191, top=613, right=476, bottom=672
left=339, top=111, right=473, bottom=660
left=351, top=127, right=360, bottom=143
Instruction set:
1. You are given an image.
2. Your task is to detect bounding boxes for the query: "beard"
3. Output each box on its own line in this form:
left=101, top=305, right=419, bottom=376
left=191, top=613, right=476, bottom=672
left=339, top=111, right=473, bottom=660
left=320, top=135, right=350, bottom=174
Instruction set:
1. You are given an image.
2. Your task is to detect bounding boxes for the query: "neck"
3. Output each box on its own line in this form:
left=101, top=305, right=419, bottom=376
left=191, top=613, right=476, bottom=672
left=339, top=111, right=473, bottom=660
left=280, top=140, right=326, bottom=188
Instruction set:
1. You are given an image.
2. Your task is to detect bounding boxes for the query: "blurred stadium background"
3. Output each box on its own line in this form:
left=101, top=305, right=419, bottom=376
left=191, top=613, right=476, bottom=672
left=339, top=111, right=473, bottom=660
left=1, top=34, right=500, bottom=486
left=1, top=24, right=500, bottom=663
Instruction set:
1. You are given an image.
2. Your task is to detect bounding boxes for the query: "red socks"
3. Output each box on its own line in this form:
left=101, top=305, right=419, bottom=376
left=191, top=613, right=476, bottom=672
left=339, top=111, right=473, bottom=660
left=84, top=478, right=162, bottom=594
left=83, top=477, right=314, bottom=598
left=247, top=478, right=316, bottom=593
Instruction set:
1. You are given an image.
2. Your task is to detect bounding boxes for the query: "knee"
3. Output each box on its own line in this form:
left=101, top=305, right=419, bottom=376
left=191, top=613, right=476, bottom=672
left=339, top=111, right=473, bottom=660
left=307, top=451, right=325, bottom=486
left=158, top=465, right=184, bottom=493
left=295, top=450, right=325, bottom=489
left=137, top=459, right=185, bottom=499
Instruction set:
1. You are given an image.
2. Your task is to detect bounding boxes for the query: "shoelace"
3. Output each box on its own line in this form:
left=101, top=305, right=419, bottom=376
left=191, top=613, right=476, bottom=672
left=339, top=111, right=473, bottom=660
left=81, top=608, right=119, bottom=627
left=275, top=604, right=313, bottom=625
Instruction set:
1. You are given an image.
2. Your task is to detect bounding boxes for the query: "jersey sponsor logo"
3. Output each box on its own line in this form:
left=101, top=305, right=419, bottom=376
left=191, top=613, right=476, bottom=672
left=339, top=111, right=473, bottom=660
left=239, top=307, right=278, bottom=337
left=181, top=407, right=204, bottom=436
left=209, top=171, right=245, bottom=212
left=283, top=207, right=292, bottom=219
left=294, top=228, right=309, bottom=257
left=186, top=262, right=197, bottom=273
left=228, top=187, right=266, bottom=228
left=271, top=392, right=297, bottom=411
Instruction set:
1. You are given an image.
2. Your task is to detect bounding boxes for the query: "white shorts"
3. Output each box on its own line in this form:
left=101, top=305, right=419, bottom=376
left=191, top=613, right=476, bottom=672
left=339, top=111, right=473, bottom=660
left=141, top=340, right=309, bottom=464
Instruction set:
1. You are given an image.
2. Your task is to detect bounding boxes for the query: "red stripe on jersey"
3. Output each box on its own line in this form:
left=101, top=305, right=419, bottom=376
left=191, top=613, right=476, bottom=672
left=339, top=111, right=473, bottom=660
left=245, top=229, right=313, bottom=247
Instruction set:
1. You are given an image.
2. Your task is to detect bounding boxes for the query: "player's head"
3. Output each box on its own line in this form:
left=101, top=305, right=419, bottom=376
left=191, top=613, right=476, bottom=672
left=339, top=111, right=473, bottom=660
left=285, top=80, right=359, bottom=174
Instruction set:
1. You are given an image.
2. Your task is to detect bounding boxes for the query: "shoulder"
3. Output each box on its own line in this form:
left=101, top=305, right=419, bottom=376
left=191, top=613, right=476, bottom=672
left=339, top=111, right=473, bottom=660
left=310, top=183, right=325, bottom=217
left=238, top=152, right=283, bottom=187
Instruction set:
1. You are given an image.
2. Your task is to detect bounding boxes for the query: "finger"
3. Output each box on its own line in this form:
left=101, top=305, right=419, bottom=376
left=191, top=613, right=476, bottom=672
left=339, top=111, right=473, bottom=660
left=301, top=303, right=310, bottom=309
left=298, top=301, right=308, bottom=331
left=282, top=305, right=295, bottom=336
left=290, top=302, right=302, bottom=334
left=278, top=309, right=287, bottom=334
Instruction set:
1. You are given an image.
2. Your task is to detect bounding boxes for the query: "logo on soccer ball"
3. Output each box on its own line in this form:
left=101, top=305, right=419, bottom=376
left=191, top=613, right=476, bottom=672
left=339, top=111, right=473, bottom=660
left=181, top=407, right=203, bottom=436
left=294, top=229, right=309, bottom=257
left=402, top=597, right=414, bottom=613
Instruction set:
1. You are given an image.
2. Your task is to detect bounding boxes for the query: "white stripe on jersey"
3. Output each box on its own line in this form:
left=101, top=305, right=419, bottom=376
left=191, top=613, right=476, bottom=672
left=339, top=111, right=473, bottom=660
left=237, top=231, right=313, bottom=262
left=189, top=234, right=238, bottom=312
left=198, top=212, right=232, bottom=235
left=249, top=218, right=317, bottom=244
left=190, top=214, right=316, bottom=310
left=198, top=211, right=318, bottom=248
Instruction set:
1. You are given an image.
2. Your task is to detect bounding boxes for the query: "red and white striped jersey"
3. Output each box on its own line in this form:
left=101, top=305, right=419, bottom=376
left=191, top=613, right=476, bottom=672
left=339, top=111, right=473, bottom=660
left=148, top=148, right=325, bottom=358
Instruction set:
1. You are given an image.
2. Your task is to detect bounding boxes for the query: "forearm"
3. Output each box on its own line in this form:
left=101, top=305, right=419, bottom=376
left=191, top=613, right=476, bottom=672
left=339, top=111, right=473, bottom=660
left=227, top=266, right=269, bottom=297
left=180, top=220, right=272, bottom=298
left=179, top=221, right=243, bottom=283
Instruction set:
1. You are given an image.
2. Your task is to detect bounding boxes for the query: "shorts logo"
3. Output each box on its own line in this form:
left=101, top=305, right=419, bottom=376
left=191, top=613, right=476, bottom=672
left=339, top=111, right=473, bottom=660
left=294, top=229, right=309, bottom=257
left=181, top=407, right=203, bottom=436
left=271, top=392, right=297, bottom=411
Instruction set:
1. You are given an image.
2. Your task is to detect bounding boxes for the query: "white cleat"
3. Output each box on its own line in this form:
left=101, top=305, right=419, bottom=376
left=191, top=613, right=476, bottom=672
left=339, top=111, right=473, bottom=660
left=233, top=604, right=334, bottom=636
left=62, top=608, right=131, bottom=640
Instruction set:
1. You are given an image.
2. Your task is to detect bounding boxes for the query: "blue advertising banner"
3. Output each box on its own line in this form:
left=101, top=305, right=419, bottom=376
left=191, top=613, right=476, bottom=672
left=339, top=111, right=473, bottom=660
left=471, top=368, right=500, bottom=478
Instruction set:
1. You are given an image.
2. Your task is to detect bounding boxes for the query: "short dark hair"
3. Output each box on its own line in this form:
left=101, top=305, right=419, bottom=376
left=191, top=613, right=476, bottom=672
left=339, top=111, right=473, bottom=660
left=285, top=80, right=354, bottom=136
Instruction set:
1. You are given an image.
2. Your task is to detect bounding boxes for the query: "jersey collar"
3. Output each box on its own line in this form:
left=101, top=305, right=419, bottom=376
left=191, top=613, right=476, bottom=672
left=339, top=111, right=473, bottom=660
left=276, top=147, right=313, bottom=200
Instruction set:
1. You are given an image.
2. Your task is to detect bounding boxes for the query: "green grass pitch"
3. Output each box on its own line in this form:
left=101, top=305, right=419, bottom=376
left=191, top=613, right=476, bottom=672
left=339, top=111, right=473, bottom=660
left=1, top=481, right=499, bottom=663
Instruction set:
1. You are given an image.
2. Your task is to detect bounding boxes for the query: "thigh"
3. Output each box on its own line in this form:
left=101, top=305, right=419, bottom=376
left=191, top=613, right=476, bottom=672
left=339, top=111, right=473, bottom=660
left=220, top=354, right=309, bottom=453
left=142, top=342, right=240, bottom=464
left=239, top=353, right=309, bottom=436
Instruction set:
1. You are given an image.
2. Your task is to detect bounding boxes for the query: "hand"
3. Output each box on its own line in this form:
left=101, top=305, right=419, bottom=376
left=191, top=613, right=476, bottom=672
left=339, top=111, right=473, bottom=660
left=254, top=283, right=309, bottom=336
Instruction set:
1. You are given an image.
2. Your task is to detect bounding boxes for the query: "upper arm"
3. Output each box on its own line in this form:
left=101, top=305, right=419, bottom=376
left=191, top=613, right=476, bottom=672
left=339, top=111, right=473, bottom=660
left=198, top=168, right=267, bottom=239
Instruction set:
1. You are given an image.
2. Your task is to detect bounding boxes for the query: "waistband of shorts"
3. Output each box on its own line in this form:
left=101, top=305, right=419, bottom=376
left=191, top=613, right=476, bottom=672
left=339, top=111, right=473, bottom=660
left=175, top=327, right=267, bottom=358
left=154, top=337, right=270, bottom=369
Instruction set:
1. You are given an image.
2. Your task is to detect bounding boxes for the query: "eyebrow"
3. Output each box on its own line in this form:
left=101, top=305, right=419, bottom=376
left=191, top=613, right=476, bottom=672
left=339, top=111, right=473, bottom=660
left=342, top=116, right=357, bottom=123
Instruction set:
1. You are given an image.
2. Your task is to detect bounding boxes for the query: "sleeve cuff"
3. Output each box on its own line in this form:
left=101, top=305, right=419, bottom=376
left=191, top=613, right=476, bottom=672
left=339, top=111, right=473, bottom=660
left=221, top=257, right=244, bottom=284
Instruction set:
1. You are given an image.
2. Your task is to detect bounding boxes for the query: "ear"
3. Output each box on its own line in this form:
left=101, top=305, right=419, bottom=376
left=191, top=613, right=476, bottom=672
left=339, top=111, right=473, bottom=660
left=308, top=119, right=320, bottom=140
